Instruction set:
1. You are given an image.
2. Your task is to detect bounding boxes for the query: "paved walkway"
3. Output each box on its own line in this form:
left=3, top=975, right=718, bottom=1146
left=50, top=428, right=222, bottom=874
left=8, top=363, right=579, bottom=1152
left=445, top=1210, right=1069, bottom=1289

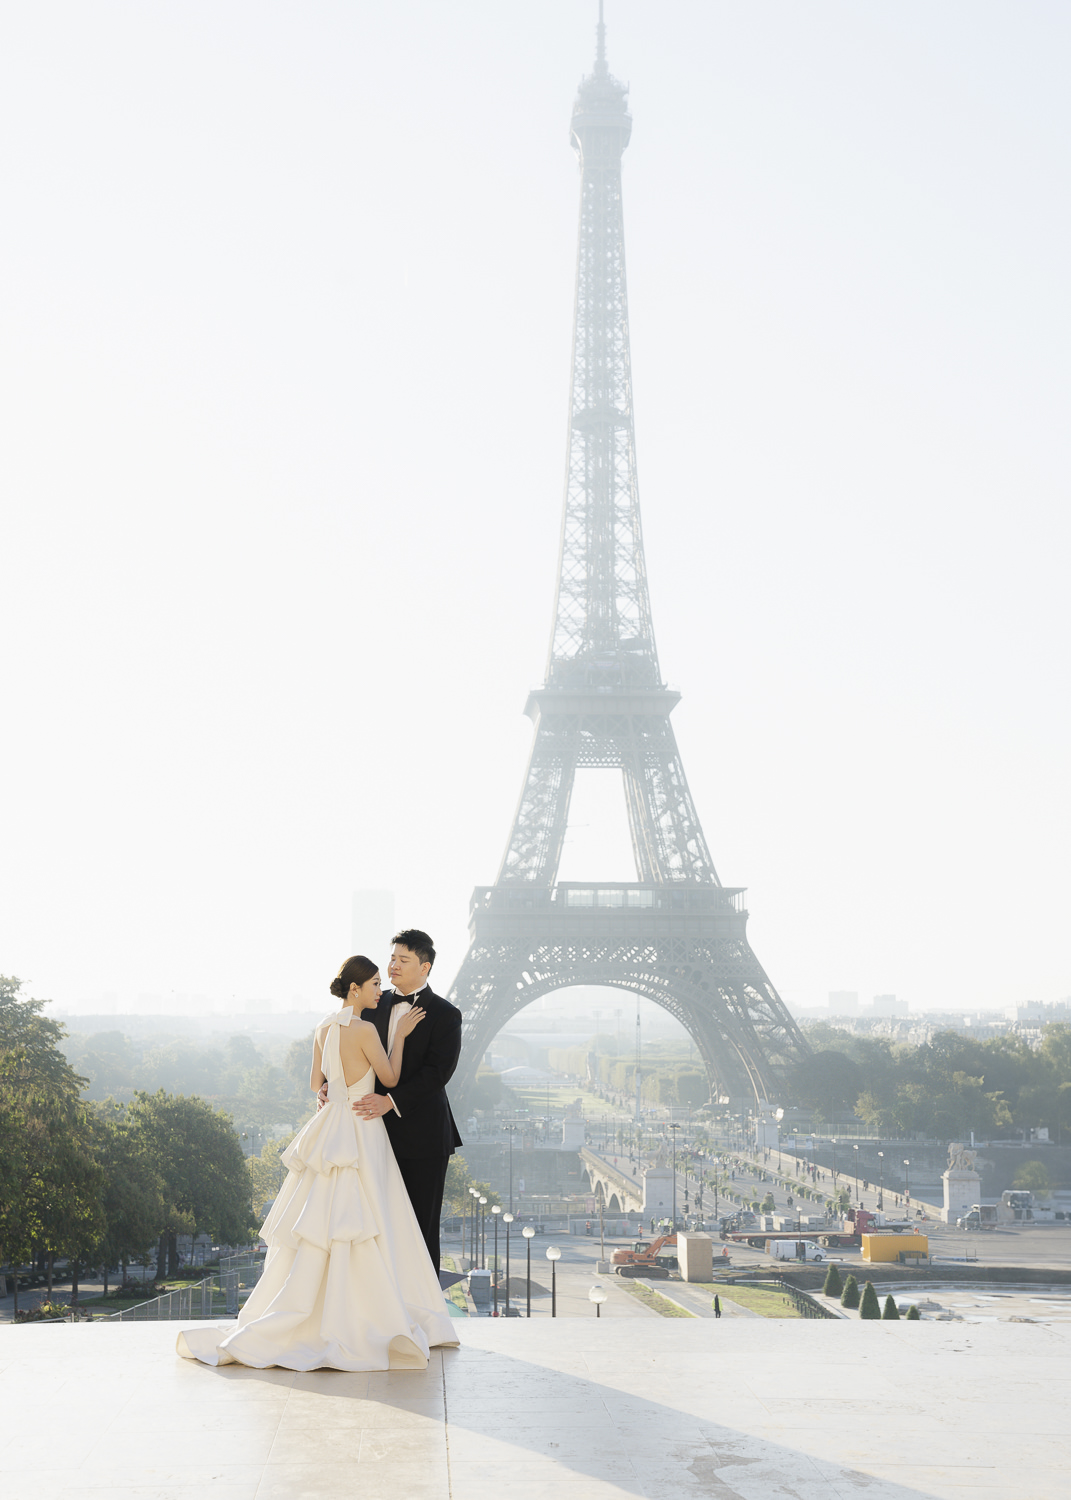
left=3, top=1317, right=1067, bottom=1498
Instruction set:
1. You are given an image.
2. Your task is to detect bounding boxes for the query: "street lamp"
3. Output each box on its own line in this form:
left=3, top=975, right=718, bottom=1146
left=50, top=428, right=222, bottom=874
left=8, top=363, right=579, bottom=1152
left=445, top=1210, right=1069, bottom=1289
left=669, top=1122, right=681, bottom=1228
left=504, top=1123, right=519, bottom=1213
left=491, top=1205, right=501, bottom=1314
left=468, top=1187, right=479, bottom=1267
left=852, top=1144, right=860, bottom=1203
left=479, top=1196, right=488, bottom=1268
left=903, top=1159, right=911, bottom=1206
left=546, top=1245, right=561, bottom=1317
left=522, top=1225, right=535, bottom=1317
left=877, top=1152, right=884, bottom=1212
left=588, top=1283, right=607, bottom=1318
left=503, top=1212, right=514, bottom=1314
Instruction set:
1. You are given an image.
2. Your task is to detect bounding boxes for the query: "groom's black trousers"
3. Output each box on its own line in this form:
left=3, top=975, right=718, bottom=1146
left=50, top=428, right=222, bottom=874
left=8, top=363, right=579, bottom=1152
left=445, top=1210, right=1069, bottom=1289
left=397, top=1154, right=450, bottom=1271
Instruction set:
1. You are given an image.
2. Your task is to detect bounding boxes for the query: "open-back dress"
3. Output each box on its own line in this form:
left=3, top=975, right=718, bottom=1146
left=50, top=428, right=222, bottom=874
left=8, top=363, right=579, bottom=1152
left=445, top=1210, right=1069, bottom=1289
left=177, top=1006, right=457, bottom=1370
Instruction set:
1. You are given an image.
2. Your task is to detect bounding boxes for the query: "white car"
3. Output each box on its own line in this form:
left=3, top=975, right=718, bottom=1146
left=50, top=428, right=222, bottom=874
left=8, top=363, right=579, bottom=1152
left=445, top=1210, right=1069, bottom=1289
left=766, top=1238, right=830, bottom=1262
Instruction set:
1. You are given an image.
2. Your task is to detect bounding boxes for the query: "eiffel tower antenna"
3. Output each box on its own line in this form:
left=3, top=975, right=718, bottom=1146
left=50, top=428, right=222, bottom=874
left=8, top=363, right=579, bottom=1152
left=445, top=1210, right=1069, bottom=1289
left=447, top=17, right=809, bottom=1109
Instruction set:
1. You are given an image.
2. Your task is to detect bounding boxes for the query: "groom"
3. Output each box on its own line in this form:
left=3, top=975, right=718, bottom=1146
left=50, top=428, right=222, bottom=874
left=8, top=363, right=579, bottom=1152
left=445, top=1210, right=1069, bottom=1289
left=344, top=928, right=462, bottom=1272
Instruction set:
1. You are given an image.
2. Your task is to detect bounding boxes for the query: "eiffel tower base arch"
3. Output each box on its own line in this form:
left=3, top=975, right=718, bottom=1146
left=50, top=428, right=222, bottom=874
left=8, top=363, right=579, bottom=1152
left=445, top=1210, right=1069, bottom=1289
left=446, top=883, right=808, bottom=1115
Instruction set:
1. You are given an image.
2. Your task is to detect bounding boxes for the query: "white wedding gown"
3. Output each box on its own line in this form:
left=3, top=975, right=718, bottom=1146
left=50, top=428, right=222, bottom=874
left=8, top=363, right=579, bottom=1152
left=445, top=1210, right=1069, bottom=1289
left=177, top=1009, right=458, bottom=1370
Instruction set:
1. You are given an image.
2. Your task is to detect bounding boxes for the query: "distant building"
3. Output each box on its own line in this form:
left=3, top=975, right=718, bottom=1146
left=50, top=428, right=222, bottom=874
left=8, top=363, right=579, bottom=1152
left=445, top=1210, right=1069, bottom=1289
left=352, top=890, right=396, bottom=959
left=871, top=994, right=908, bottom=1016
left=1005, top=1003, right=1047, bottom=1022
left=828, top=991, right=860, bottom=1015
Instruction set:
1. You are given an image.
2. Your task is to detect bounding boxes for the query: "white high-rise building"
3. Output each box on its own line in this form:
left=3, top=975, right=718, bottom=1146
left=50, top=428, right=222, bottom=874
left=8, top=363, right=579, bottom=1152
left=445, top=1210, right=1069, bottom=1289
left=351, top=890, right=396, bottom=963
left=871, top=994, right=908, bottom=1016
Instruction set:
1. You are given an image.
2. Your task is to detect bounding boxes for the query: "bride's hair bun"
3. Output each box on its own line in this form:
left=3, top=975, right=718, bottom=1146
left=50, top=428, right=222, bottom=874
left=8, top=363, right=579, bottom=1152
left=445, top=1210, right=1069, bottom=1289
left=330, top=954, right=378, bottom=1000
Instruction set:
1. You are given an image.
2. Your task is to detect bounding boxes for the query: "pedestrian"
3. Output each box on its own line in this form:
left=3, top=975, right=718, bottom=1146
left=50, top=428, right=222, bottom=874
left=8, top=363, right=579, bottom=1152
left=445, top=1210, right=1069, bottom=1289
left=713, top=1295, right=722, bottom=1318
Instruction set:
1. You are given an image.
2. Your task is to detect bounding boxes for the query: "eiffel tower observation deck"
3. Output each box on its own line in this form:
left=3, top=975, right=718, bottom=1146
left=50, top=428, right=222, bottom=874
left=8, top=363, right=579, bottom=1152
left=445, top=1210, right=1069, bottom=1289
left=447, top=8, right=809, bottom=1108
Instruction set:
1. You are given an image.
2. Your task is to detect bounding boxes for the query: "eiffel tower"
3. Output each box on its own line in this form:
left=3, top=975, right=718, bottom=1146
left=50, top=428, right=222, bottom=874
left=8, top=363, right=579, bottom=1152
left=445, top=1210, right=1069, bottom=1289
left=447, top=9, right=809, bottom=1108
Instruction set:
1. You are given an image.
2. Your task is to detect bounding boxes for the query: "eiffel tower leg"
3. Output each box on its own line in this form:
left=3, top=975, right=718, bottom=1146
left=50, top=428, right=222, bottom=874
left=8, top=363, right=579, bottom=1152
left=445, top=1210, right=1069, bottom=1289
left=498, top=732, right=578, bottom=885
left=623, top=722, right=719, bottom=884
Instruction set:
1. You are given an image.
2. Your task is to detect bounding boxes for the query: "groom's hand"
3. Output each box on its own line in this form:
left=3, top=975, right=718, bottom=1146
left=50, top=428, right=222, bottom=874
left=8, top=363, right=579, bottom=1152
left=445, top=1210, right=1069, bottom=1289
left=352, top=1094, right=392, bottom=1120
left=316, top=1081, right=328, bottom=1112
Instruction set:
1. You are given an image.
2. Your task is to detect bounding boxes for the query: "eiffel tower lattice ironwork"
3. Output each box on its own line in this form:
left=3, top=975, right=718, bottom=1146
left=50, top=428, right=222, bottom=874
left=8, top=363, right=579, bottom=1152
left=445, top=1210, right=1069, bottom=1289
left=447, top=11, right=809, bottom=1108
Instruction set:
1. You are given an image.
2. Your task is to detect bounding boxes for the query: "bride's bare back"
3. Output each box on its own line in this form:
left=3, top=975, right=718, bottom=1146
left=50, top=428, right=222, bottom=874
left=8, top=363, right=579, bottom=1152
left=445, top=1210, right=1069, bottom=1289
left=310, top=1002, right=426, bottom=1093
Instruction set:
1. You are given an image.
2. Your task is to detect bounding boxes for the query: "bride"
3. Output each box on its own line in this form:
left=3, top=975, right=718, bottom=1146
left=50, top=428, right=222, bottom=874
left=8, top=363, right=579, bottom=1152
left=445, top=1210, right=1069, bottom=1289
left=177, top=955, right=458, bottom=1370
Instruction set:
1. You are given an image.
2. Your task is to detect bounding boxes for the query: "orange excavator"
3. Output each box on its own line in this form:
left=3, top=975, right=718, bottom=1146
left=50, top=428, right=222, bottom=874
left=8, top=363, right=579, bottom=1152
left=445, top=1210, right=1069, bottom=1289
left=610, top=1235, right=678, bottom=1279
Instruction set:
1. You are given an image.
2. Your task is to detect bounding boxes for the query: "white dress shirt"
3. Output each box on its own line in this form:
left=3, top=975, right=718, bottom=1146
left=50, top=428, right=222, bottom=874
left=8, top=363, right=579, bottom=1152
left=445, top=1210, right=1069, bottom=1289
left=385, top=983, right=427, bottom=1116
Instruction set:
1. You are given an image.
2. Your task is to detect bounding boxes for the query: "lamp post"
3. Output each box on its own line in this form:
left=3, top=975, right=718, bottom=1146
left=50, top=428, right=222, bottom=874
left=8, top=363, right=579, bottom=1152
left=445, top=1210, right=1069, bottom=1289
left=503, top=1212, right=514, bottom=1314
left=852, top=1144, right=860, bottom=1203
left=903, top=1159, right=911, bottom=1206
left=479, top=1196, right=488, bottom=1268
left=669, top=1122, right=680, bottom=1229
left=468, top=1188, right=478, bottom=1267
left=877, top=1152, right=884, bottom=1212
left=491, top=1205, right=501, bottom=1314
left=588, top=1283, right=607, bottom=1318
left=504, top=1123, right=519, bottom=1213
left=546, top=1246, right=561, bottom=1317
left=522, top=1226, right=535, bottom=1317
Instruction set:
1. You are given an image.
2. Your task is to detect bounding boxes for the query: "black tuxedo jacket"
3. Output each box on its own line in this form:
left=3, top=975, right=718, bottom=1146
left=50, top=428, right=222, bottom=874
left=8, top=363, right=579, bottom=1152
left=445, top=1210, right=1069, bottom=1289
left=371, top=985, right=463, bottom=1161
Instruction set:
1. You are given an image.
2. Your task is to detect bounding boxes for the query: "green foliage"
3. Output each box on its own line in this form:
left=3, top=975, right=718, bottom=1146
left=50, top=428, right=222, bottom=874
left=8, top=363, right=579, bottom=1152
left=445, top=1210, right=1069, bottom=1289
left=840, top=1274, right=860, bottom=1309
left=469, top=1070, right=509, bottom=1113
left=675, top=1070, right=708, bottom=1108
left=1, top=978, right=271, bottom=1297
left=904, top=1304, right=921, bottom=1320
left=249, top=1133, right=295, bottom=1219
left=822, top=1262, right=843, bottom=1297
left=60, top=1025, right=316, bottom=1131
left=795, top=1021, right=1071, bottom=1139
left=882, top=1293, right=901, bottom=1320
left=128, top=1089, right=253, bottom=1246
left=786, top=1049, right=863, bottom=1113
left=760, top=1192, right=775, bottom=1213
left=859, top=1281, right=882, bottom=1319
left=0, top=977, right=105, bottom=1292
left=1013, top=1160, right=1052, bottom=1197
left=442, top=1156, right=501, bottom=1215
left=91, top=1102, right=166, bottom=1271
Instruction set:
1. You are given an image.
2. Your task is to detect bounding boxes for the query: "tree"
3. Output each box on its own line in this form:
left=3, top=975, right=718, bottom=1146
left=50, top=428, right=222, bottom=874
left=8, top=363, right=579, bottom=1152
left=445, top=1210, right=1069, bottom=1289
left=822, top=1263, right=843, bottom=1297
left=904, top=1304, right=921, bottom=1320
left=1013, top=1161, right=1052, bottom=1198
left=859, top=1281, right=882, bottom=1319
left=31, top=1108, right=105, bottom=1301
left=470, top=1071, right=505, bottom=1113
left=882, top=1293, right=901, bottom=1320
left=443, top=1154, right=473, bottom=1214
left=0, top=976, right=103, bottom=1307
left=249, top=1134, right=294, bottom=1219
left=840, top=1274, right=860, bottom=1309
left=786, top=1050, right=864, bottom=1115
left=92, top=1103, right=165, bottom=1291
left=128, top=1090, right=253, bottom=1276
left=675, top=1071, right=707, bottom=1109
left=760, top=1192, right=775, bottom=1213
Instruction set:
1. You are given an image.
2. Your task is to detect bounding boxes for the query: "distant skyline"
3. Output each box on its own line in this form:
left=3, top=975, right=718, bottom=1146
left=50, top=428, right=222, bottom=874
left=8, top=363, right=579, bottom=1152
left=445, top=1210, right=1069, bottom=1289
left=3, top=2, right=1069, bottom=1022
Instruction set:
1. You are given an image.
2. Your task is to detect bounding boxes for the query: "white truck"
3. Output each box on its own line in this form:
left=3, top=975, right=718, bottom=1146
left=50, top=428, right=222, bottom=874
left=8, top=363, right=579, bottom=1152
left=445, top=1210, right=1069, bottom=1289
left=766, top=1238, right=830, bottom=1262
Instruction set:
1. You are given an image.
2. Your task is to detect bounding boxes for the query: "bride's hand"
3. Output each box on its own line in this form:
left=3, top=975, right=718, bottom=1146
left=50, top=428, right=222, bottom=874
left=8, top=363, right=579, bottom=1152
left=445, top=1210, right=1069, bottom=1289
left=396, top=1006, right=426, bottom=1038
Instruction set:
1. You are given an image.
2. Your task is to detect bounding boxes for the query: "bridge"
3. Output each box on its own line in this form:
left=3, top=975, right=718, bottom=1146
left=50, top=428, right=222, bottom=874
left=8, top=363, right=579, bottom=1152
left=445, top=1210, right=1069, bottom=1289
left=580, top=1148, right=645, bottom=1214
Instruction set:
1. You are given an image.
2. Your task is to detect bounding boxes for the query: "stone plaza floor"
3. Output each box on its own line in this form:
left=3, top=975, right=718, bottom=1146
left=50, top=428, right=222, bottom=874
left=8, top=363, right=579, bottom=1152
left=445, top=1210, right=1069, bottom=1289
left=2, top=1317, right=1068, bottom=1499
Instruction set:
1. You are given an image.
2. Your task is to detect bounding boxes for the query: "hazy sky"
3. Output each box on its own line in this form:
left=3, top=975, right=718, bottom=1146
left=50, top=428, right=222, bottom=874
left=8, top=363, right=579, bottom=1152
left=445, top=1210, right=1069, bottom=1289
left=2, top=2, right=1068, bottom=1018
